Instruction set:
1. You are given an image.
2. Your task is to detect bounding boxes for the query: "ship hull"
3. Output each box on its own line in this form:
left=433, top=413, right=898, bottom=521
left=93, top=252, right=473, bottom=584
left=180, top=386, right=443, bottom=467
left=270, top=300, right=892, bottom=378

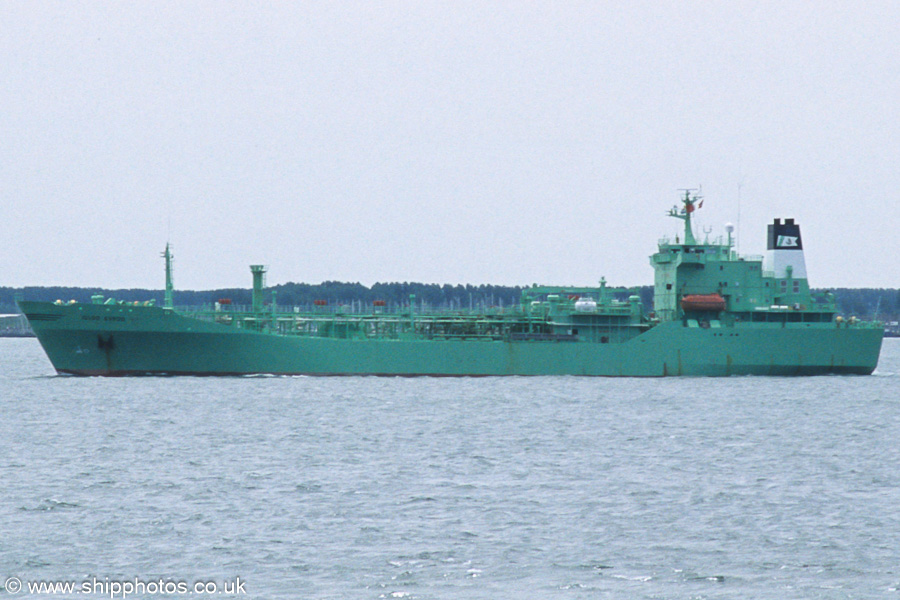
left=20, top=302, right=884, bottom=377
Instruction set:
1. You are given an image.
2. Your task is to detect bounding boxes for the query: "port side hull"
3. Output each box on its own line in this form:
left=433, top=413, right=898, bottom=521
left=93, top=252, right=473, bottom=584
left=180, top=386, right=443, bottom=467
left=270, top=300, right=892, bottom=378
left=21, top=302, right=884, bottom=377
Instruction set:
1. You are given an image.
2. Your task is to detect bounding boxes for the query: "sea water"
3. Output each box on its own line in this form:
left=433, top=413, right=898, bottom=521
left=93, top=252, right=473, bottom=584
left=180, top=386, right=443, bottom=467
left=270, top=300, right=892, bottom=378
left=1, top=338, right=898, bottom=599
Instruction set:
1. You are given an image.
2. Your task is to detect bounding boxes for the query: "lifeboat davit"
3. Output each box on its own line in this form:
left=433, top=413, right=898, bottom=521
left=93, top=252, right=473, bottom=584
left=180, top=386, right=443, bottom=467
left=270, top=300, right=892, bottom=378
left=681, top=293, right=726, bottom=312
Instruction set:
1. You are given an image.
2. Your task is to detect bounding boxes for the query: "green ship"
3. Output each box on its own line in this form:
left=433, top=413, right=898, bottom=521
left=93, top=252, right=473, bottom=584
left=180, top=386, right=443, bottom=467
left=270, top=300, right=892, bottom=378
left=20, top=192, right=884, bottom=376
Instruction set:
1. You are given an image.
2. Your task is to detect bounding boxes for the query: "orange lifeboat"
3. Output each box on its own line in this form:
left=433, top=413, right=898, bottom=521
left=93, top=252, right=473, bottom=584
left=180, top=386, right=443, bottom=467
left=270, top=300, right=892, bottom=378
left=681, top=293, right=726, bottom=312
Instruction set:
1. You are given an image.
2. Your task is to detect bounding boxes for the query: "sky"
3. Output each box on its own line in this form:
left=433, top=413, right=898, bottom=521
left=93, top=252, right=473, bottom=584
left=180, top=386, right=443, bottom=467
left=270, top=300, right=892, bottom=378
left=2, top=2, right=898, bottom=290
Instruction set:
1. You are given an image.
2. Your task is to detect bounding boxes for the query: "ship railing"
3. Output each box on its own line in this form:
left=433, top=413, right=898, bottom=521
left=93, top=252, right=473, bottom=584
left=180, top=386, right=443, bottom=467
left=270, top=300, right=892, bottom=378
left=180, top=303, right=531, bottom=318
left=179, top=305, right=546, bottom=323
left=177, top=302, right=639, bottom=325
left=180, top=300, right=643, bottom=322
left=187, top=308, right=553, bottom=339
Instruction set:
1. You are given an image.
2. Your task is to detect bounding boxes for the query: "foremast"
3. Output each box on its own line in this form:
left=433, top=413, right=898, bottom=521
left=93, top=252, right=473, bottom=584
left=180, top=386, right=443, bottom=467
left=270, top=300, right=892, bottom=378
left=162, top=243, right=174, bottom=309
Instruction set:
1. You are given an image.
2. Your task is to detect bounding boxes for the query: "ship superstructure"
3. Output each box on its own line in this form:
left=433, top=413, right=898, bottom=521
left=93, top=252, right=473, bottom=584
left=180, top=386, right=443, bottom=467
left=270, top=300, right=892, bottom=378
left=19, top=193, right=884, bottom=376
left=652, top=191, right=836, bottom=328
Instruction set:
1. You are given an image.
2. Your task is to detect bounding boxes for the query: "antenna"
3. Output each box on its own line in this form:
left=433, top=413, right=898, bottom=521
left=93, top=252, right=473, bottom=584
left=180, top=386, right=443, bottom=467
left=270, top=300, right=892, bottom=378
left=736, top=177, right=744, bottom=254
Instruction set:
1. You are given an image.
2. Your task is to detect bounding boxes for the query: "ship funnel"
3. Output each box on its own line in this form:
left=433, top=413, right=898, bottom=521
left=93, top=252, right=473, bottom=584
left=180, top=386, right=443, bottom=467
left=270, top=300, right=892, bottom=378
left=763, top=218, right=807, bottom=279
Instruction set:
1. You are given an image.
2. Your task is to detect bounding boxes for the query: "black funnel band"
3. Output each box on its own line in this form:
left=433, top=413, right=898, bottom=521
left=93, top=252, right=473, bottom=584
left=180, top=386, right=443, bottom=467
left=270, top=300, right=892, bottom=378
left=767, top=220, right=803, bottom=250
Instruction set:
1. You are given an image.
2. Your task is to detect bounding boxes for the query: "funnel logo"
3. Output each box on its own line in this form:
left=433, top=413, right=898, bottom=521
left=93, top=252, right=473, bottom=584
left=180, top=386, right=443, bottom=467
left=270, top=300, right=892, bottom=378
left=777, top=235, right=799, bottom=248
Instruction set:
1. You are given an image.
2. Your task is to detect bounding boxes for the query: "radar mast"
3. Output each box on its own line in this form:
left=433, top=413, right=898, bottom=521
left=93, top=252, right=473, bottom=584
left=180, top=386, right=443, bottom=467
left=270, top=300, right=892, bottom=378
left=667, top=189, right=702, bottom=245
